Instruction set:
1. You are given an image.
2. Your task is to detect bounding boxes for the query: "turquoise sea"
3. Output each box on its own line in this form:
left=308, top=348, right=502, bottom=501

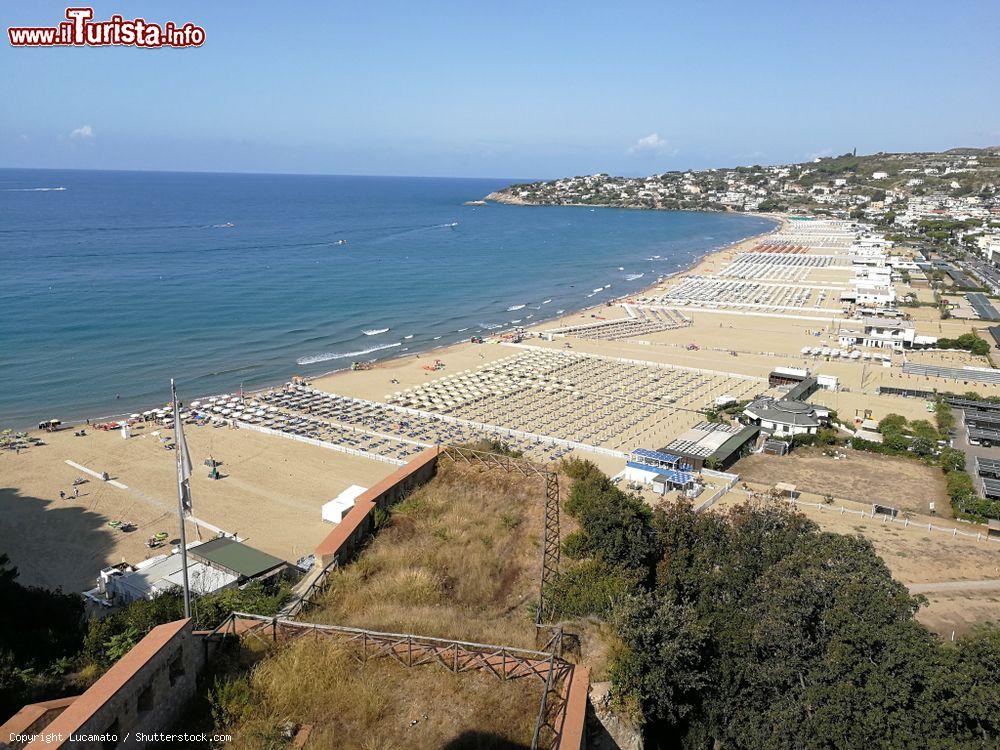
left=0, top=169, right=775, bottom=428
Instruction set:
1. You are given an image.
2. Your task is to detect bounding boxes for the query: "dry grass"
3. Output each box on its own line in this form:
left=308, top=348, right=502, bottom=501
left=733, top=447, right=948, bottom=517
left=310, top=462, right=546, bottom=649
left=210, top=462, right=562, bottom=748
left=225, top=635, right=541, bottom=750
left=917, top=591, right=1000, bottom=638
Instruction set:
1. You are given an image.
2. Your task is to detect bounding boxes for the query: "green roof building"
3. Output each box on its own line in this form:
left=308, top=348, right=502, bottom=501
left=189, top=537, right=287, bottom=582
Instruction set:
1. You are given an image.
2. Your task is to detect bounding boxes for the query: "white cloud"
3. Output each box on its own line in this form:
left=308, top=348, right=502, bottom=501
left=627, top=132, right=669, bottom=155
left=69, top=125, right=94, bottom=140
left=625, top=133, right=678, bottom=156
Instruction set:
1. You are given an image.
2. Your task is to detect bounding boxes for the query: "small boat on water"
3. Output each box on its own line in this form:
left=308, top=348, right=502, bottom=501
left=334, top=239, right=348, bottom=245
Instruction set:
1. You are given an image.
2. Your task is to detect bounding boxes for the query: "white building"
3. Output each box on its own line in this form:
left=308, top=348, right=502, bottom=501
left=97, top=545, right=237, bottom=605
left=841, top=282, right=896, bottom=308
left=837, top=317, right=935, bottom=351
left=743, top=398, right=829, bottom=437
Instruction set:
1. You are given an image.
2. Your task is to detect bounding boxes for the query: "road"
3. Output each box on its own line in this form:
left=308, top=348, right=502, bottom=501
left=909, top=579, right=1000, bottom=594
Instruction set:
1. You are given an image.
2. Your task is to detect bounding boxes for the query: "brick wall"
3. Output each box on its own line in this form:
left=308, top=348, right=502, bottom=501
left=315, top=446, right=440, bottom=566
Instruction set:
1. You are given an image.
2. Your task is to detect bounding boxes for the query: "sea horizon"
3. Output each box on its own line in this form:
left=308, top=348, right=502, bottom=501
left=0, top=168, right=775, bottom=429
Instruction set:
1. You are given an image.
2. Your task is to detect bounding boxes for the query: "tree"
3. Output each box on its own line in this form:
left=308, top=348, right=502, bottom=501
left=878, top=413, right=907, bottom=435
left=610, top=593, right=709, bottom=726
left=939, top=447, right=966, bottom=473
left=0, top=554, right=85, bottom=720
left=557, top=462, right=1000, bottom=748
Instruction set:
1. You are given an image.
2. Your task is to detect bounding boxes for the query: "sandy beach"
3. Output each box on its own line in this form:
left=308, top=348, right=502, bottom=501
left=5, top=212, right=1000, bottom=600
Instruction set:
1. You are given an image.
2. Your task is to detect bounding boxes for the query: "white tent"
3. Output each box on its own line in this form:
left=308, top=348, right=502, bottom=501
left=321, top=484, right=368, bottom=524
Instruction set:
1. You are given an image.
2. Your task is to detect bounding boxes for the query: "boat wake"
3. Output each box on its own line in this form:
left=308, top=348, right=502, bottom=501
left=4, top=186, right=66, bottom=192
left=297, top=342, right=400, bottom=365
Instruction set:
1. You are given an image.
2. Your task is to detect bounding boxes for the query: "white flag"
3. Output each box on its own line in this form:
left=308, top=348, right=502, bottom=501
left=172, top=383, right=193, bottom=513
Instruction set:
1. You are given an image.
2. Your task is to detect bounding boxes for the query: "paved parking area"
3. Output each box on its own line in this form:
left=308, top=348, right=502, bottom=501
left=952, top=407, right=1000, bottom=499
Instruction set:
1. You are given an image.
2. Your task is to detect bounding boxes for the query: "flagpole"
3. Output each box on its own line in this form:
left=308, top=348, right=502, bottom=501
left=171, top=378, right=192, bottom=619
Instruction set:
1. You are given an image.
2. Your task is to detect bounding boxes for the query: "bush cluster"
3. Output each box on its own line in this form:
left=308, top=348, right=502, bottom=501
left=550, top=462, right=1000, bottom=748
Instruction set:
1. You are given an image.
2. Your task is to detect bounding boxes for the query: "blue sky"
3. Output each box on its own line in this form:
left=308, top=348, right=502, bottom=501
left=2, top=0, right=998, bottom=178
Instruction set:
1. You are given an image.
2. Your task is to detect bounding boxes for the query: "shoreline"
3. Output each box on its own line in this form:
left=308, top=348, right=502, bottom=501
left=265, top=214, right=782, bottom=406
left=11, top=212, right=783, bottom=431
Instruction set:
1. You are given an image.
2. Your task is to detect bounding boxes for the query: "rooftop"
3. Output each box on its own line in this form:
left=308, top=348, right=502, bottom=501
left=111, top=547, right=237, bottom=601
left=190, top=537, right=286, bottom=578
left=745, top=398, right=821, bottom=427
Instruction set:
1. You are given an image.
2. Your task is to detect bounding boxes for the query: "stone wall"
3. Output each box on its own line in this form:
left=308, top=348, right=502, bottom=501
left=20, top=619, right=204, bottom=749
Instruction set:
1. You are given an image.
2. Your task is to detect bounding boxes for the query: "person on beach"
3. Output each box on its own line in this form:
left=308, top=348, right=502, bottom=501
left=74, top=487, right=79, bottom=498
left=59, top=490, right=65, bottom=500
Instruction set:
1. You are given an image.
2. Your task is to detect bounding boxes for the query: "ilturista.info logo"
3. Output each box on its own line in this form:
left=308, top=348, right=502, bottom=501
left=8, top=7, right=205, bottom=48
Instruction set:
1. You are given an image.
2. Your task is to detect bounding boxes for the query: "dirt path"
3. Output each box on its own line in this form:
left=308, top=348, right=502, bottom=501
left=909, top=579, right=1000, bottom=594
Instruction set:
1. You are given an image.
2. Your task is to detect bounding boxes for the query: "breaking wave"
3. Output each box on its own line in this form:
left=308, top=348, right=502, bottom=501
left=3, top=186, right=67, bottom=192
left=296, top=342, right=400, bottom=365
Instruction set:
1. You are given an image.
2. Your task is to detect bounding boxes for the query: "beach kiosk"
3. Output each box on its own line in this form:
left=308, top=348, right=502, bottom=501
left=624, top=448, right=698, bottom=495
left=322, top=484, right=368, bottom=524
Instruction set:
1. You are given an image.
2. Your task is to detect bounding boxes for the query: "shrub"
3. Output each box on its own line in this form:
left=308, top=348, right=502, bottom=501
left=548, top=560, right=636, bottom=618
left=208, top=674, right=256, bottom=728
left=459, top=438, right=524, bottom=458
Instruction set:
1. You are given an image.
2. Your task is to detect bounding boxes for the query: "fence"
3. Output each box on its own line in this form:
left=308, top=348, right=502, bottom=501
left=211, top=613, right=587, bottom=750
left=277, top=556, right=340, bottom=618
left=779, top=496, right=1000, bottom=544
left=235, top=420, right=406, bottom=466
left=693, top=470, right=740, bottom=512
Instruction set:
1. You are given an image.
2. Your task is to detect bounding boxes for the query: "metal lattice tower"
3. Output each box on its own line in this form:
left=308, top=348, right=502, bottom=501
left=438, top=445, right=561, bottom=625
